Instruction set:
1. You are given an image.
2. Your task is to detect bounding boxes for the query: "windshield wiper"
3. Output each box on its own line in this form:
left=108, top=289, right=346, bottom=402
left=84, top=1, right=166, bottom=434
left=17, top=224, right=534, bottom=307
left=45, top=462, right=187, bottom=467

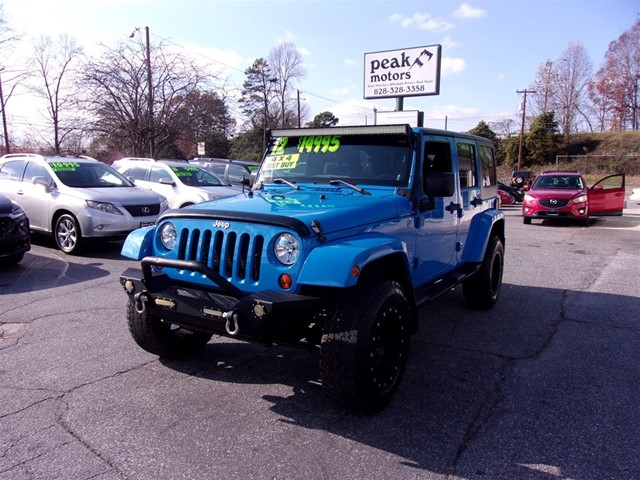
left=329, top=179, right=371, bottom=195
left=273, top=178, right=301, bottom=190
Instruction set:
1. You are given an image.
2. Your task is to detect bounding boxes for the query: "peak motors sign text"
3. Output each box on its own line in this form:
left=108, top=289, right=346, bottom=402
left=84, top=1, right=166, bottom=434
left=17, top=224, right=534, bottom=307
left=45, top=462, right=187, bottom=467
left=364, top=45, right=441, bottom=100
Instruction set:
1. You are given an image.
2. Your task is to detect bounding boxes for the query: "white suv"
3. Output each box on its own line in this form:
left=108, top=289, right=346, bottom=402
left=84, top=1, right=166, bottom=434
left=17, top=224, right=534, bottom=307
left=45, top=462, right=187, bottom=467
left=0, top=153, right=169, bottom=254
left=113, top=158, right=241, bottom=209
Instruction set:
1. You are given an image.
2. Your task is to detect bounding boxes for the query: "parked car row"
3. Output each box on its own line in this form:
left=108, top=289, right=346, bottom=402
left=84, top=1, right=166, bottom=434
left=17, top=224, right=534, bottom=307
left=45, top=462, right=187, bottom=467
left=0, top=153, right=634, bottom=261
left=0, top=153, right=245, bottom=256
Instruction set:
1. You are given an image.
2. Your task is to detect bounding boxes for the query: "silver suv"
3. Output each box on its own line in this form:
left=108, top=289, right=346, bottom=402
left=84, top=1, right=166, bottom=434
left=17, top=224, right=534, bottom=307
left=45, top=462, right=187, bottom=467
left=112, top=158, right=241, bottom=209
left=0, top=153, right=169, bottom=254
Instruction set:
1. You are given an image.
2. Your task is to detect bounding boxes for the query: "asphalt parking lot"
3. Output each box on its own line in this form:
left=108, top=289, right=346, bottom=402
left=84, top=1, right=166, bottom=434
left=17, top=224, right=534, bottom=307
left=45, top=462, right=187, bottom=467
left=1, top=200, right=639, bottom=480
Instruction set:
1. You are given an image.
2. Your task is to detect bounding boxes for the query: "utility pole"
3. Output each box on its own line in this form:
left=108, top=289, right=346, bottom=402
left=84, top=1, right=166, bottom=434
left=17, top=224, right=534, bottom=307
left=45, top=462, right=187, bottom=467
left=517, top=89, right=535, bottom=170
left=145, top=26, right=154, bottom=158
left=297, top=90, right=301, bottom=128
left=0, top=67, right=9, bottom=154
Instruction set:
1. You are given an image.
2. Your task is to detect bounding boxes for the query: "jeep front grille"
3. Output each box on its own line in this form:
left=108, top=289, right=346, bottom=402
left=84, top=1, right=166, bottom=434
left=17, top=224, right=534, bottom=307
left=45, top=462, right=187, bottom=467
left=177, top=228, right=264, bottom=282
left=539, top=199, right=569, bottom=208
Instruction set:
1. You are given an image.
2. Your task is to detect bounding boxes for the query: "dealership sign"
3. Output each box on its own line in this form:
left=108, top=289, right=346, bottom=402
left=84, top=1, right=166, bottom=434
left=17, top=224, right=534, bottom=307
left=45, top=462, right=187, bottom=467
left=364, top=45, right=441, bottom=100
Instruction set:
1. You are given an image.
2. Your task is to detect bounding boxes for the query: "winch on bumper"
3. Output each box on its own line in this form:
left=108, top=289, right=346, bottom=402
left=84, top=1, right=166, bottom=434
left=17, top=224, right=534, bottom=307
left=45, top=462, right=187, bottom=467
left=119, top=256, right=321, bottom=343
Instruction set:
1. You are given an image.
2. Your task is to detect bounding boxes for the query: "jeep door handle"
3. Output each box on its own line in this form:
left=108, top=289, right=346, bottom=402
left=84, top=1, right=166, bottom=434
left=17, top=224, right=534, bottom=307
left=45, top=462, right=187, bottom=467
left=445, top=202, right=461, bottom=214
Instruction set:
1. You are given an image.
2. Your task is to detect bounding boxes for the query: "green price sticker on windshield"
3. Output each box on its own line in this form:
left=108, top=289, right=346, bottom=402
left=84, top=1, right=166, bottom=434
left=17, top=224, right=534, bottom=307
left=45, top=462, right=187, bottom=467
left=297, top=135, right=341, bottom=154
left=50, top=162, right=80, bottom=172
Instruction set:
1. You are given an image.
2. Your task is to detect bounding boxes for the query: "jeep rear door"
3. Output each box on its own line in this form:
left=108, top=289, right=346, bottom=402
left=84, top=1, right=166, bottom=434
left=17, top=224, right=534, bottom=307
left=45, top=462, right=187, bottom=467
left=588, top=173, right=625, bottom=216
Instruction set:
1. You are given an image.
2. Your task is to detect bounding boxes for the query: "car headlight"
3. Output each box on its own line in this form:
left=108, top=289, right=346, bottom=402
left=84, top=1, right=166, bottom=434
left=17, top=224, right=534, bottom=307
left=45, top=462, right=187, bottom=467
left=160, top=198, right=169, bottom=212
left=86, top=200, right=123, bottom=215
left=573, top=195, right=588, bottom=204
left=160, top=222, right=177, bottom=250
left=206, top=193, right=219, bottom=201
left=524, top=194, right=536, bottom=202
left=274, top=232, right=299, bottom=265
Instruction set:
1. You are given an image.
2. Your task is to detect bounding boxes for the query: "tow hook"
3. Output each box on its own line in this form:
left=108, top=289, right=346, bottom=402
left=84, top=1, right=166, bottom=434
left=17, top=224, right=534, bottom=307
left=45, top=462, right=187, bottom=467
left=134, top=291, right=149, bottom=314
left=223, top=311, right=240, bottom=336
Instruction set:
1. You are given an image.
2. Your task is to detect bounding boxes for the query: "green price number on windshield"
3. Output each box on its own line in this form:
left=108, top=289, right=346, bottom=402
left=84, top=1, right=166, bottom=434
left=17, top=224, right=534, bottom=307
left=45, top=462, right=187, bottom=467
left=297, top=135, right=340, bottom=153
left=272, top=137, right=288, bottom=155
left=50, top=162, right=80, bottom=172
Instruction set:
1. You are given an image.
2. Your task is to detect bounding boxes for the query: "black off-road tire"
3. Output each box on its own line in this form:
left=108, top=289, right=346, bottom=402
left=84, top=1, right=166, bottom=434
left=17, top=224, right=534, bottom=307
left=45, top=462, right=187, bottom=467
left=319, top=279, right=411, bottom=414
left=126, top=298, right=213, bottom=358
left=54, top=213, right=83, bottom=254
left=463, top=235, right=504, bottom=310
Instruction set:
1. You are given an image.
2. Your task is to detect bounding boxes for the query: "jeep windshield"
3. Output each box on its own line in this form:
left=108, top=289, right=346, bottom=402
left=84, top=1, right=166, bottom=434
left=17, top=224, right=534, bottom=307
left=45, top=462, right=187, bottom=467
left=256, top=125, right=414, bottom=188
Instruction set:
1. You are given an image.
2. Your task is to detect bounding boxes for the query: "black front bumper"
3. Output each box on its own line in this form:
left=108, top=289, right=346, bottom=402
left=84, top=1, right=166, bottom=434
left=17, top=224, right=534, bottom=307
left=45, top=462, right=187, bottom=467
left=120, top=257, right=321, bottom=343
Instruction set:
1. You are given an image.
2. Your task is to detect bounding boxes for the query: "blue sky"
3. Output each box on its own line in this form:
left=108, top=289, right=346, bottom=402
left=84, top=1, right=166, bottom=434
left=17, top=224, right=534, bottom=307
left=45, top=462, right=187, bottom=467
left=2, top=0, right=638, bottom=134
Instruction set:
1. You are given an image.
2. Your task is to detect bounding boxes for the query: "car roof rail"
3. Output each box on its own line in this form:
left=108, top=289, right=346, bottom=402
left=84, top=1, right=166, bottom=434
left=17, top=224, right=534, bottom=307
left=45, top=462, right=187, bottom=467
left=118, top=157, right=156, bottom=162
left=1, top=153, right=46, bottom=160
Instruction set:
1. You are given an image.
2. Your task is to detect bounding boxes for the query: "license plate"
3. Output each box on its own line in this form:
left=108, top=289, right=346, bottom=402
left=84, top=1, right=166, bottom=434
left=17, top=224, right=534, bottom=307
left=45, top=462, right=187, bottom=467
left=547, top=209, right=559, bottom=216
left=140, top=221, right=155, bottom=227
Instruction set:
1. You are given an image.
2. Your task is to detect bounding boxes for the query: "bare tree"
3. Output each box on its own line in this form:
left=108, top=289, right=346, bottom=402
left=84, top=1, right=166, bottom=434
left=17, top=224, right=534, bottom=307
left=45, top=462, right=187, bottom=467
left=590, top=17, right=640, bottom=131
left=489, top=118, right=518, bottom=138
left=0, top=5, right=23, bottom=153
left=530, top=61, right=554, bottom=116
left=30, top=35, right=83, bottom=154
left=0, top=5, right=20, bottom=50
left=268, top=42, right=306, bottom=127
left=79, top=34, right=216, bottom=159
left=549, top=42, right=593, bottom=136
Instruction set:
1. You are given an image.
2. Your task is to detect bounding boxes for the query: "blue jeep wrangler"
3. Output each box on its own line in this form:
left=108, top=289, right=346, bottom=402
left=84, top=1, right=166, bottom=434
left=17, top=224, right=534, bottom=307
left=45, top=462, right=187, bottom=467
left=120, top=124, right=505, bottom=413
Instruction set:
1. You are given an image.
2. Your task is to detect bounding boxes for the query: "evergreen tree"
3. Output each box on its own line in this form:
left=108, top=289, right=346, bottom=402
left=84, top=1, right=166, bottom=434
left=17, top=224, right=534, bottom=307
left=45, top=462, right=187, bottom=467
left=524, top=112, right=563, bottom=165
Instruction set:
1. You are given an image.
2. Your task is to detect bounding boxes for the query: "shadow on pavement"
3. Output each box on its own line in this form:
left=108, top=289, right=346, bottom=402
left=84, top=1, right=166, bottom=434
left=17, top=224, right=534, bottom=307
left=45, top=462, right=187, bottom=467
left=157, top=283, right=639, bottom=479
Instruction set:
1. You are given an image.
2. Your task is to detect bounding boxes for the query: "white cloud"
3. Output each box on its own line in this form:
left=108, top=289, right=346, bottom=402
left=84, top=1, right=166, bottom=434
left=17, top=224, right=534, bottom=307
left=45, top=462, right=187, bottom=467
left=344, top=58, right=358, bottom=68
left=452, top=3, right=487, bottom=19
left=328, top=85, right=354, bottom=96
left=441, top=56, right=466, bottom=75
left=389, top=12, right=454, bottom=32
left=441, top=34, right=462, bottom=50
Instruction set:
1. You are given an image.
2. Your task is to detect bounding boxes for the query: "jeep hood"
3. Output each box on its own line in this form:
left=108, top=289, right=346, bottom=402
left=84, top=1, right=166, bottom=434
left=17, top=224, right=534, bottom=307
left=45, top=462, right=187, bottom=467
left=185, top=188, right=412, bottom=234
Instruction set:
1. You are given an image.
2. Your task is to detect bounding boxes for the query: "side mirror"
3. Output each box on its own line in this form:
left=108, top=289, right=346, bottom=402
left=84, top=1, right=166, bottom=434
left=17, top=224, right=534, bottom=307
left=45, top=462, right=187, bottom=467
left=425, top=172, right=455, bottom=197
left=592, top=184, right=604, bottom=192
left=32, top=176, right=53, bottom=192
left=159, top=178, right=176, bottom=186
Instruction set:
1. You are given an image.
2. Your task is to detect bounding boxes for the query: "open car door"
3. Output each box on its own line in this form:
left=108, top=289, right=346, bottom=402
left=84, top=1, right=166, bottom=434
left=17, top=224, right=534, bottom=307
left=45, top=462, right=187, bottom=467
left=588, top=173, right=625, bottom=216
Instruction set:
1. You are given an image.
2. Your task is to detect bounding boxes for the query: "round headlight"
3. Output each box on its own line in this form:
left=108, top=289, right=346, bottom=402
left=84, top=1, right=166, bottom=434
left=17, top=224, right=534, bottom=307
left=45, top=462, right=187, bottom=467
left=274, top=232, right=299, bottom=265
left=160, top=222, right=177, bottom=250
